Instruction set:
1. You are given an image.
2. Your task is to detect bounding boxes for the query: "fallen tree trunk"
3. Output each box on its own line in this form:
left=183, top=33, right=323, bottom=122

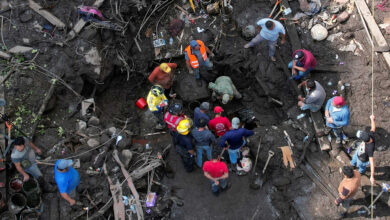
left=103, top=162, right=126, bottom=220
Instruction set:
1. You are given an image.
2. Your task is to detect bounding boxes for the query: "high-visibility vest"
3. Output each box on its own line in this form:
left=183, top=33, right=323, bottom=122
left=184, top=40, right=207, bottom=69
left=164, top=112, right=183, bottom=131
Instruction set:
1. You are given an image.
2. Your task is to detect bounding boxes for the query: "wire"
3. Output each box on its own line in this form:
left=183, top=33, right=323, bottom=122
left=370, top=0, right=374, bottom=218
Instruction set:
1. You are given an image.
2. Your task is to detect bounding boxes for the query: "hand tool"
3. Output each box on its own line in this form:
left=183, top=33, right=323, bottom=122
left=262, top=150, right=275, bottom=174
left=362, top=183, right=390, bottom=215
left=273, top=5, right=286, bottom=20
left=269, top=0, right=282, bottom=18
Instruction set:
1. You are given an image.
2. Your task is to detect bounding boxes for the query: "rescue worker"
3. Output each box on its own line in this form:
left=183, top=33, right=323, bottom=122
left=297, top=79, right=325, bottom=112
left=164, top=102, right=185, bottom=144
left=208, top=76, right=242, bottom=105
left=175, top=119, right=195, bottom=172
left=219, top=117, right=254, bottom=173
left=147, top=85, right=168, bottom=129
left=208, top=106, right=231, bottom=137
left=325, top=96, right=350, bottom=144
left=192, top=118, right=216, bottom=168
left=185, top=40, right=215, bottom=86
left=148, top=63, right=177, bottom=98
left=11, top=137, right=42, bottom=182
left=194, top=102, right=210, bottom=128
left=288, top=49, right=317, bottom=80
left=334, top=166, right=361, bottom=217
left=55, top=159, right=80, bottom=206
left=203, top=150, right=230, bottom=196
left=244, top=18, right=286, bottom=61
left=351, top=115, right=376, bottom=184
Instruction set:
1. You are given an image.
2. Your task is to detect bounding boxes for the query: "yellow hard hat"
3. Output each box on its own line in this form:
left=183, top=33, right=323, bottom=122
left=160, top=63, right=171, bottom=73
left=177, top=118, right=192, bottom=135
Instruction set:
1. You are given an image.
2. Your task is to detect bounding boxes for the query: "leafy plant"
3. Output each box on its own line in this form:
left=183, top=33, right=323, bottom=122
left=38, top=125, right=45, bottom=135
left=57, top=126, right=65, bottom=137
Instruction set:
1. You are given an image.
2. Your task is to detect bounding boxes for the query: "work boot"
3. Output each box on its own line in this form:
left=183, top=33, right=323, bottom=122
left=212, top=190, right=219, bottom=196
left=220, top=182, right=232, bottom=192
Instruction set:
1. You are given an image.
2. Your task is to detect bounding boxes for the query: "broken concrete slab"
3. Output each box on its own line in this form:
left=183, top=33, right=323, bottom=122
left=9, top=46, right=33, bottom=54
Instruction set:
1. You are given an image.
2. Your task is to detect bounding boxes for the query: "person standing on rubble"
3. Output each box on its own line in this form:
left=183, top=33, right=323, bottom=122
left=192, top=118, right=216, bottom=168
left=334, top=166, right=361, bottom=217
left=219, top=117, right=254, bottom=173
left=148, top=63, right=177, bottom=98
left=244, top=18, right=286, bottom=62
left=164, top=102, right=185, bottom=144
left=194, top=102, right=210, bottom=128
left=208, top=106, right=231, bottom=137
left=185, top=40, right=215, bottom=86
left=351, top=115, right=376, bottom=185
left=11, top=137, right=42, bottom=182
left=297, top=79, right=325, bottom=112
left=175, top=119, right=195, bottom=172
left=203, top=150, right=230, bottom=196
left=147, top=85, right=168, bottom=130
left=208, top=76, right=242, bottom=105
left=288, top=49, right=317, bottom=80
left=325, top=96, right=350, bottom=144
left=55, top=159, right=80, bottom=206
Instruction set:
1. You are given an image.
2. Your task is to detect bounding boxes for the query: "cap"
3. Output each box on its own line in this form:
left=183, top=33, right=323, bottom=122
left=356, top=130, right=370, bottom=142
left=57, top=159, right=73, bottom=170
left=231, top=117, right=240, bottom=129
left=332, top=96, right=345, bottom=106
left=200, top=102, right=210, bottom=111
left=293, top=51, right=304, bottom=61
left=160, top=63, right=171, bottom=73
left=222, top=94, right=230, bottom=104
left=214, top=106, right=224, bottom=113
left=190, top=40, right=199, bottom=48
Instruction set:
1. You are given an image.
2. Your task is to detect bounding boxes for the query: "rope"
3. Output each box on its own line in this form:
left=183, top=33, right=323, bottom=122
left=370, top=0, right=374, bottom=218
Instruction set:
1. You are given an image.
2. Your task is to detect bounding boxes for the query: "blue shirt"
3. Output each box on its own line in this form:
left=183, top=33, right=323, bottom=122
left=191, top=128, right=215, bottom=146
left=325, top=97, right=350, bottom=128
left=54, top=160, right=80, bottom=194
left=219, top=128, right=254, bottom=150
left=194, top=107, right=210, bottom=127
left=176, top=134, right=193, bottom=151
left=256, top=18, right=285, bottom=41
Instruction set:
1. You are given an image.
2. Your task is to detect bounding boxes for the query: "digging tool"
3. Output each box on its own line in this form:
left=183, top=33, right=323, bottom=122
left=189, top=0, right=195, bottom=12
left=283, top=130, right=294, bottom=154
left=273, top=5, right=286, bottom=20
left=249, top=137, right=263, bottom=189
left=262, top=150, right=275, bottom=174
left=362, top=183, right=390, bottom=215
left=269, top=0, right=282, bottom=18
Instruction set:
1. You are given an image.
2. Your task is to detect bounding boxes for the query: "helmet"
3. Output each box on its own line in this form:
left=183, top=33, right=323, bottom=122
left=177, top=118, right=193, bottom=135
left=169, top=103, right=182, bottom=115
left=151, top=85, right=164, bottom=96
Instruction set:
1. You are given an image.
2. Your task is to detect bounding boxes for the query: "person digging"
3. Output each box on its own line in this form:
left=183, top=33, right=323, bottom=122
left=289, top=49, right=317, bottom=80
left=147, top=85, right=168, bottom=130
left=148, top=63, right=177, bottom=98
left=351, top=115, right=376, bottom=185
left=325, top=96, right=350, bottom=145
left=208, top=76, right=242, bottom=105
left=185, top=40, right=215, bottom=87
left=297, top=79, right=325, bottom=112
left=11, top=137, right=43, bottom=182
left=334, top=166, right=361, bottom=218
left=54, top=159, right=80, bottom=206
left=244, top=18, right=286, bottom=62
left=203, top=150, right=230, bottom=196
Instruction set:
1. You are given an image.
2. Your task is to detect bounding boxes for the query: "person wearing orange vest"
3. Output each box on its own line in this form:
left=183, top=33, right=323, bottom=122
left=185, top=40, right=214, bottom=86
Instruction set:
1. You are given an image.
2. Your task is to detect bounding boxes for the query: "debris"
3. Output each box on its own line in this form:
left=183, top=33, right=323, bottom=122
left=311, top=24, right=328, bottom=41
left=0, top=51, right=11, bottom=60
left=88, top=116, right=100, bottom=126
left=196, top=27, right=205, bottom=33
left=279, top=146, right=295, bottom=169
left=297, top=113, right=306, bottom=120
left=326, top=32, right=342, bottom=42
left=28, top=0, right=65, bottom=28
left=206, top=2, right=220, bottom=15
left=338, top=40, right=357, bottom=52
left=81, top=98, right=95, bottom=116
left=19, top=10, right=33, bottom=23
left=272, top=176, right=291, bottom=187
left=87, top=138, right=100, bottom=147
left=146, top=192, right=157, bottom=207
left=8, top=46, right=33, bottom=54
left=242, top=25, right=256, bottom=39
left=337, top=11, right=350, bottom=23
left=168, top=19, right=184, bottom=37
left=76, top=120, right=87, bottom=133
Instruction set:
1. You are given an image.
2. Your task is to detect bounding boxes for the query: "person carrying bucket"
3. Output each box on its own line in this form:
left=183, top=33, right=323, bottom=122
left=148, top=63, right=177, bottom=98
left=54, top=159, right=80, bottom=206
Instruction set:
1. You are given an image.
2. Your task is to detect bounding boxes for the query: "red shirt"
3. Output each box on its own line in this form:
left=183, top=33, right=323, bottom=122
left=208, top=116, right=231, bottom=136
left=148, top=63, right=177, bottom=89
left=203, top=160, right=228, bottom=178
left=292, top=49, right=317, bottom=70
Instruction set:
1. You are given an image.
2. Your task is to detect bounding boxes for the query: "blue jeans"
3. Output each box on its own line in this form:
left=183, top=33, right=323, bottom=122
left=288, top=61, right=312, bottom=80
left=175, top=145, right=194, bottom=172
left=350, top=153, right=370, bottom=174
left=196, top=145, right=212, bottom=167
left=332, top=128, right=347, bottom=141
left=301, top=103, right=321, bottom=112
left=25, top=163, right=42, bottom=179
left=210, top=178, right=227, bottom=193
left=247, top=33, right=277, bottom=57
left=194, top=58, right=213, bottom=79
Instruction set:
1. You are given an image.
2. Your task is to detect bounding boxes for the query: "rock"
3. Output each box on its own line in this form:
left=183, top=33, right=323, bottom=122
left=339, top=41, right=356, bottom=52
left=242, top=25, right=256, bottom=39
left=19, top=10, right=33, bottom=23
left=9, top=46, right=33, bottom=54
left=117, top=134, right=131, bottom=149
left=386, top=26, right=390, bottom=35
left=272, top=176, right=291, bottom=187
left=22, top=38, right=31, bottom=45
left=100, top=133, right=111, bottom=146
left=108, top=127, right=117, bottom=136
left=84, top=47, right=102, bottom=75
left=86, top=127, right=100, bottom=136
left=88, top=116, right=100, bottom=126
left=342, top=32, right=354, bottom=39
left=308, top=18, right=314, bottom=29
left=334, top=0, right=349, bottom=5
left=87, top=138, right=100, bottom=148
left=121, top=150, right=133, bottom=168
left=337, top=11, right=349, bottom=23
left=326, top=32, right=342, bottom=42
left=311, top=24, right=328, bottom=41
left=76, top=120, right=87, bottom=133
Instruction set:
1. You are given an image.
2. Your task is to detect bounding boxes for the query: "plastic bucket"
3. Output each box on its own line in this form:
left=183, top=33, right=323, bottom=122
left=22, top=179, right=41, bottom=196
left=8, top=193, right=26, bottom=214
left=136, top=97, right=147, bottom=109
left=0, top=211, right=17, bottom=220
left=26, top=193, right=41, bottom=209
left=9, top=177, right=23, bottom=193
left=21, top=212, right=39, bottom=220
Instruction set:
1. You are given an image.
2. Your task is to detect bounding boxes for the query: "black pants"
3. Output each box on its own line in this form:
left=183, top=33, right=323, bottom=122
left=175, top=145, right=194, bottom=172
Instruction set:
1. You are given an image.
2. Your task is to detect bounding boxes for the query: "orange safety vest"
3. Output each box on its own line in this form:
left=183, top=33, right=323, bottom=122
left=164, top=112, right=183, bottom=132
left=184, top=40, right=207, bottom=69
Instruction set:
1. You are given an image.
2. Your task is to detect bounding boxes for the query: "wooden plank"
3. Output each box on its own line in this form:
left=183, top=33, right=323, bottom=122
left=355, top=0, right=390, bottom=69
left=28, top=0, right=65, bottom=28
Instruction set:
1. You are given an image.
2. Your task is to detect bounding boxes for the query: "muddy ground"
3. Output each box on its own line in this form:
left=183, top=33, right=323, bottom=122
left=0, top=0, right=390, bottom=219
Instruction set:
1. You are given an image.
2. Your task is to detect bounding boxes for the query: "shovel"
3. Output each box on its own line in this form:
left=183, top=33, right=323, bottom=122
left=250, top=137, right=263, bottom=189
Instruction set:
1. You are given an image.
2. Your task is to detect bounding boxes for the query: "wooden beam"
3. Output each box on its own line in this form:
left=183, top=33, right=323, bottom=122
left=28, top=0, right=65, bottom=28
left=355, top=0, right=390, bottom=69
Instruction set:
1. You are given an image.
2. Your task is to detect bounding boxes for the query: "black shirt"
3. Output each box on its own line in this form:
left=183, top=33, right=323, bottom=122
left=357, top=131, right=375, bottom=162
